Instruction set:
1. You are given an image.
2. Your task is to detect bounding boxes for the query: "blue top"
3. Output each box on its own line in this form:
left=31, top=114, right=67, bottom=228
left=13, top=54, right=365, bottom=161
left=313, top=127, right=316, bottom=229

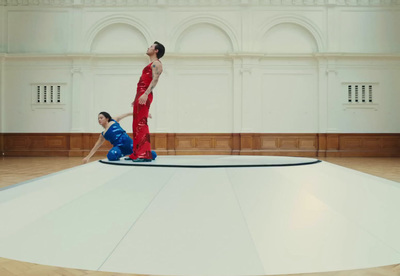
left=102, top=120, right=128, bottom=146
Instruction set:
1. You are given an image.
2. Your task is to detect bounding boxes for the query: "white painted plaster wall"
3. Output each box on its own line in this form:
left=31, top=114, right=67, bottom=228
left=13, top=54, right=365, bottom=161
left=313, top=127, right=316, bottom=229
left=0, top=3, right=399, bottom=133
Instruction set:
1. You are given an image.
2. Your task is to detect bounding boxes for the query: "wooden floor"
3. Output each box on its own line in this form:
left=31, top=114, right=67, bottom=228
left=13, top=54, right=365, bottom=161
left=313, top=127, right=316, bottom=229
left=0, top=156, right=399, bottom=276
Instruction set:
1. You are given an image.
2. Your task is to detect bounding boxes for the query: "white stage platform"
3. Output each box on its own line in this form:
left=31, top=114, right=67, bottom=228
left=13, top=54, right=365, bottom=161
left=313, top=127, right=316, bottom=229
left=0, top=156, right=399, bottom=276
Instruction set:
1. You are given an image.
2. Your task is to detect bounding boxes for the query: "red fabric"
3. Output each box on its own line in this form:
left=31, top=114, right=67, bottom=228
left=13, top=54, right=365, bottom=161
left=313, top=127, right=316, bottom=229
left=129, top=62, right=154, bottom=160
left=137, top=62, right=153, bottom=89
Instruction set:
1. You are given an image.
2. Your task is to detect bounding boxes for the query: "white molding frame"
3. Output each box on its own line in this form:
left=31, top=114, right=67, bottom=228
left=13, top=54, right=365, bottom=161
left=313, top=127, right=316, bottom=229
left=1, top=0, right=400, bottom=6
left=256, top=14, right=326, bottom=53
left=1, top=53, right=400, bottom=60
left=84, top=14, right=153, bottom=53
left=169, top=14, right=240, bottom=53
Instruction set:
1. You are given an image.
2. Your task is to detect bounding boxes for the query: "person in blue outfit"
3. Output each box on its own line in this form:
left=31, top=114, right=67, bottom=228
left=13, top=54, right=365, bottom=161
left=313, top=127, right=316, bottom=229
left=82, top=111, right=157, bottom=163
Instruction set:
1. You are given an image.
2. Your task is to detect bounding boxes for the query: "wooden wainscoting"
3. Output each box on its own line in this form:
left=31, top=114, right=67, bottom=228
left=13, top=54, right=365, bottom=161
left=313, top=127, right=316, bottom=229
left=319, top=133, right=400, bottom=157
left=2, top=133, right=112, bottom=157
left=240, top=133, right=319, bottom=157
left=2, top=133, right=72, bottom=157
left=2, top=133, right=400, bottom=157
left=169, top=133, right=236, bottom=155
left=0, top=133, right=3, bottom=156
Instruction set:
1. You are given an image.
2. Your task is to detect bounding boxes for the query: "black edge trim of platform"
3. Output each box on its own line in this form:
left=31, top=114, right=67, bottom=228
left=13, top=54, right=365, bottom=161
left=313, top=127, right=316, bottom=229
left=99, top=159, right=322, bottom=168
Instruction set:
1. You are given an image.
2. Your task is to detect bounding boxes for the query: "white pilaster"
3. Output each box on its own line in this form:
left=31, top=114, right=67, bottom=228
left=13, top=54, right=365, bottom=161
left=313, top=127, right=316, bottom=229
left=326, top=4, right=339, bottom=53
left=232, top=57, right=242, bottom=133
left=0, top=56, right=4, bottom=136
left=240, top=57, right=257, bottom=133
left=70, top=64, right=83, bottom=132
left=0, top=5, right=5, bottom=54
left=317, top=57, right=328, bottom=133
left=70, top=2, right=84, bottom=54
left=326, top=58, right=339, bottom=133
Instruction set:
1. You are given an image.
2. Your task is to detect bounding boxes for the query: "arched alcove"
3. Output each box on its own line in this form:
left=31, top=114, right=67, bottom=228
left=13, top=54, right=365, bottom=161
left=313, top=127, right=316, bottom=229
left=260, top=23, right=319, bottom=54
left=90, top=23, right=148, bottom=53
left=176, top=23, right=233, bottom=53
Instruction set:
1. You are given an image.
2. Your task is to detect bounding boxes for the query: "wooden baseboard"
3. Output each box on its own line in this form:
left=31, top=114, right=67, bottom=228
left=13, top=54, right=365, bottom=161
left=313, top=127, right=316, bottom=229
left=319, top=133, right=400, bottom=157
left=2, top=133, right=400, bottom=157
left=0, top=133, right=4, bottom=157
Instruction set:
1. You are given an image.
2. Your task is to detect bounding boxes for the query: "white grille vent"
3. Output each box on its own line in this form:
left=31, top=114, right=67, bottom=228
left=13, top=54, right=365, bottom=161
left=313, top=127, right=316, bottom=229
left=347, top=84, right=373, bottom=103
left=343, top=83, right=378, bottom=111
left=32, top=84, right=66, bottom=110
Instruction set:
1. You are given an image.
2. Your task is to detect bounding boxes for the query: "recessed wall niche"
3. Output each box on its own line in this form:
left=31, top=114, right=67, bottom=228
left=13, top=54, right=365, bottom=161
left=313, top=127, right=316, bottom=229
left=90, top=23, right=148, bottom=53
left=176, top=23, right=233, bottom=54
left=260, top=23, right=318, bottom=54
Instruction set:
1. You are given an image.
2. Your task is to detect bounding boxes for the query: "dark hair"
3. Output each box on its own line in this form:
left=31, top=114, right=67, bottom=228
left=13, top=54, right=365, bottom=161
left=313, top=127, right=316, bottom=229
left=154, top=41, right=165, bottom=59
left=99, top=111, right=112, bottom=122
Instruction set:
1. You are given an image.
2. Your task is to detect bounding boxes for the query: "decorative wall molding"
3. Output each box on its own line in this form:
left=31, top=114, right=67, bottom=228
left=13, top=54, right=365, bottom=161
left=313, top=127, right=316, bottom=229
left=2, top=133, right=400, bottom=157
left=256, top=14, right=325, bottom=53
left=85, top=15, right=153, bottom=53
left=2, top=53, right=400, bottom=61
left=1, top=0, right=399, bottom=6
left=169, top=15, right=240, bottom=53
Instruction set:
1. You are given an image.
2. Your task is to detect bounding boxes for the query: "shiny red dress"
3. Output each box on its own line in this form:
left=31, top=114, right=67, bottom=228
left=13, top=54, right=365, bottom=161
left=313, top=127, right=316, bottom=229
left=129, top=62, right=155, bottom=160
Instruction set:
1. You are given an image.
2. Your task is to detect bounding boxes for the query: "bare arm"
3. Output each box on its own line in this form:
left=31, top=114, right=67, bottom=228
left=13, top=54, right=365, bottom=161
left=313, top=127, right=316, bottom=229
left=114, top=111, right=152, bottom=120
left=113, top=112, right=133, bottom=123
left=145, top=61, right=163, bottom=96
left=82, top=134, right=106, bottom=164
left=139, top=61, right=163, bottom=105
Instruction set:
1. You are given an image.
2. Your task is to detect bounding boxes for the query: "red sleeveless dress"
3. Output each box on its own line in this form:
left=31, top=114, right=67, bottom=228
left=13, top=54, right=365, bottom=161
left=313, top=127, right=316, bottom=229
left=129, top=62, right=155, bottom=160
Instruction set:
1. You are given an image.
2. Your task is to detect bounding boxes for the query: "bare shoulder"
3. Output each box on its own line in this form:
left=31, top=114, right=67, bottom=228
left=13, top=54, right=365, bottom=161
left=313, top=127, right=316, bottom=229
left=152, top=60, right=163, bottom=70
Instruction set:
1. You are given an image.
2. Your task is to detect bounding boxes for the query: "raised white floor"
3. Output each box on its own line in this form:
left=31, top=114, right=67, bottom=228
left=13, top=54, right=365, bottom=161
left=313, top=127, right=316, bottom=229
left=0, top=156, right=399, bottom=276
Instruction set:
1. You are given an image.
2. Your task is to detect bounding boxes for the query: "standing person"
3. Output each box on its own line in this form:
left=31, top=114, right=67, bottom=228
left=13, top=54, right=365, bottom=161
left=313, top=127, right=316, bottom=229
left=82, top=111, right=156, bottom=164
left=128, top=41, right=165, bottom=162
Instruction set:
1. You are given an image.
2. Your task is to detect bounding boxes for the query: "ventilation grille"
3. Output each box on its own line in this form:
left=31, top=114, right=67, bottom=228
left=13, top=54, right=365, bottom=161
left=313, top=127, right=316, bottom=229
left=344, top=83, right=378, bottom=111
left=32, top=84, right=66, bottom=110
left=347, top=84, right=374, bottom=103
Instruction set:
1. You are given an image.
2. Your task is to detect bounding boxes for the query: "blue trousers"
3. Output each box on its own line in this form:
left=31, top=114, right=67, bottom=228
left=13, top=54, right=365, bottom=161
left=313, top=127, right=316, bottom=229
left=107, top=135, right=133, bottom=161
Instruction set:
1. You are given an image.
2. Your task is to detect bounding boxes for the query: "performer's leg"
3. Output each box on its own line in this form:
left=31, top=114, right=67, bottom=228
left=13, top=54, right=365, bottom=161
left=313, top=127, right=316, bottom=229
left=128, top=101, right=139, bottom=160
left=107, top=146, right=122, bottom=161
left=132, top=93, right=153, bottom=160
left=120, top=135, right=134, bottom=157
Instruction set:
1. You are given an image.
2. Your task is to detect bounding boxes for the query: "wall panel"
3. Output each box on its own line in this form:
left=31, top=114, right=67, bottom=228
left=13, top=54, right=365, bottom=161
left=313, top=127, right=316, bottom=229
left=259, top=70, right=319, bottom=133
left=8, top=10, right=69, bottom=53
left=339, top=9, right=400, bottom=53
left=176, top=66, right=232, bottom=133
left=3, top=133, right=399, bottom=157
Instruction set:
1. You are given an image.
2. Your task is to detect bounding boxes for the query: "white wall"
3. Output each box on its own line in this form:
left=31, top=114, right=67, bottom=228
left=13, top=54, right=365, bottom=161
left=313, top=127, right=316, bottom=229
left=328, top=59, right=400, bottom=133
left=0, top=6, right=6, bottom=136
left=0, top=2, right=399, bottom=134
